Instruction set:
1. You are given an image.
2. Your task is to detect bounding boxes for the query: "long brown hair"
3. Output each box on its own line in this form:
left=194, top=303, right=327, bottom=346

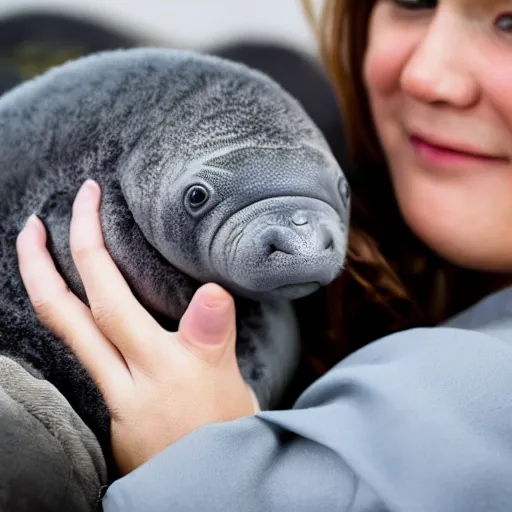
left=294, top=0, right=485, bottom=379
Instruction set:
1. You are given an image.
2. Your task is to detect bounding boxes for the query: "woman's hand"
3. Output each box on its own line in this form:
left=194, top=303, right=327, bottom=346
left=15, top=179, right=259, bottom=476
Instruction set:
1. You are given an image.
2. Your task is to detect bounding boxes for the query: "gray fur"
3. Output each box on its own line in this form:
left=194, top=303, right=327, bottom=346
left=0, top=48, right=349, bottom=465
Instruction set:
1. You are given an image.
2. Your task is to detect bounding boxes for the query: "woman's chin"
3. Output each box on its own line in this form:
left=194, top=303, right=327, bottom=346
left=407, top=213, right=512, bottom=274
left=391, top=169, right=512, bottom=273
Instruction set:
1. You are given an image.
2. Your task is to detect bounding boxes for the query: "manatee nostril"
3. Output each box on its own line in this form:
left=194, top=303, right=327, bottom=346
left=263, top=229, right=294, bottom=257
left=324, top=237, right=335, bottom=251
left=269, top=244, right=279, bottom=255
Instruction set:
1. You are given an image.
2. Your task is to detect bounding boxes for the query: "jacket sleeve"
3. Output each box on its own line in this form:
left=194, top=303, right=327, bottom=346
left=101, top=327, right=512, bottom=512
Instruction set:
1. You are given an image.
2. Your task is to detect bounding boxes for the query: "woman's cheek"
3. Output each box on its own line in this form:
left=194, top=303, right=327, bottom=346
left=363, top=9, right=421, bottom=158
left=363, top=6, right=417, bottom=96
left=363, top=41, right=402, bottom=98
left=480, top=50, right=512, bottom=137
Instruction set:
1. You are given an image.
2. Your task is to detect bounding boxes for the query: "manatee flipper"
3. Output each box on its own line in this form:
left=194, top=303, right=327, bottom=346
left=234, top=299, right=301, bottom=410
left=0, top=355, right=107, bottom=512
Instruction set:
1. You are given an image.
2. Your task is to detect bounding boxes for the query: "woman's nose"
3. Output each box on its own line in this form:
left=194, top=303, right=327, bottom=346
left=399, top=11, right=480, bottom=108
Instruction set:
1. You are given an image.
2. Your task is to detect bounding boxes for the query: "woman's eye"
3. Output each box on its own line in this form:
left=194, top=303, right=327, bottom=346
left=496, top=14, right=512, bottom=33
left=392, top=0, right=437, bottom=9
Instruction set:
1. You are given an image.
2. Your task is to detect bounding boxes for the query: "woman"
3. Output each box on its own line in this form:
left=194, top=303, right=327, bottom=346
left=15, top=0, right=512, bottom=510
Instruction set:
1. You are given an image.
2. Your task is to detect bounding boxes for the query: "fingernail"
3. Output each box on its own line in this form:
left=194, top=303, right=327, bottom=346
left=181, top=284, right=234, bottom=345
left=76, top=179, right=99, bottom=203
left=19, top=214, right=42, bottom=243
left=197, top=296, right=231, bottom=337
left=24, top=214, right=39, bottom=229
left=201, top=291, right=231, bottom=311
left=22, top=214, right=42, bottom=236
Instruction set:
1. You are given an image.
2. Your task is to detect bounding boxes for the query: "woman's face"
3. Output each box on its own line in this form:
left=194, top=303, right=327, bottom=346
left=364, top=0, right=512, bottom=272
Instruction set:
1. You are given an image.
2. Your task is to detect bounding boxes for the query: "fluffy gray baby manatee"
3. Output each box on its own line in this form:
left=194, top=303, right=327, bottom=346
left=0, top=48, right=350, bottom=454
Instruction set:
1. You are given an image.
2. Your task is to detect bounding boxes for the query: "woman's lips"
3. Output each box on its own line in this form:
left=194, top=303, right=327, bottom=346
left=410, top=135, right=508, bottom=169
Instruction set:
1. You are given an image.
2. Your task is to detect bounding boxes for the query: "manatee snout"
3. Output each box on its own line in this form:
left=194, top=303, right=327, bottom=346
left=211, top=197, right=348, bottom=300
left=255, top=212, right=343, bottom=298
left=260, top=210, right=335, bottom=256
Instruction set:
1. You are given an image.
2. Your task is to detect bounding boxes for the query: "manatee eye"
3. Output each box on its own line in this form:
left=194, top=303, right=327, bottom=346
left=186, top=185, right=209, bottom=208
left=338, top=178, right=350, bottom=204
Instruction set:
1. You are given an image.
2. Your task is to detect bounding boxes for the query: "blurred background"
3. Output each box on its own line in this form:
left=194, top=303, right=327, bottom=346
left=0, top=0, right=347, bottom=162
left=0, top=0, right=347, bottom=158
left=0, top=0, right=320, bottom=53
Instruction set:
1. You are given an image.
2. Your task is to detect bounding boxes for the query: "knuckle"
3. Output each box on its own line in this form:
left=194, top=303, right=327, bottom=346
left=91, top=299, right=122, bottom=328
left=21, top=272, right=41, bottom=295
left=31, top=297, right=57, bottom=326
left=71, top=243, right=94, bottom=264
left=71, top=243, right=109, bottom=275
left=30, top=285, right=72, bottom=326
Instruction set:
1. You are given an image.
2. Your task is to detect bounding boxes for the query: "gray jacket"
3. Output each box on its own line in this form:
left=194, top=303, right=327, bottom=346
left=101, top=286, right=512, bottom=511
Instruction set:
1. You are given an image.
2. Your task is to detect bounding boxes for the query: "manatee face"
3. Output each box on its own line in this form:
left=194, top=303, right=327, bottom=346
left=153, top=144, right=349, bottom=301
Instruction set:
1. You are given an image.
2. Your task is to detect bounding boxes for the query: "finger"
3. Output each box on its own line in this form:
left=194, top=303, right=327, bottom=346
left=177, top=283, right=237, bottom=367
left=16, top=214, right=131, bottom=398
left=69, top=180, right=163, bottom=366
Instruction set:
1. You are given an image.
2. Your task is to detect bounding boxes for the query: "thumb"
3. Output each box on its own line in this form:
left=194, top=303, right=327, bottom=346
left=177, top=283, right=237, bottom=365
